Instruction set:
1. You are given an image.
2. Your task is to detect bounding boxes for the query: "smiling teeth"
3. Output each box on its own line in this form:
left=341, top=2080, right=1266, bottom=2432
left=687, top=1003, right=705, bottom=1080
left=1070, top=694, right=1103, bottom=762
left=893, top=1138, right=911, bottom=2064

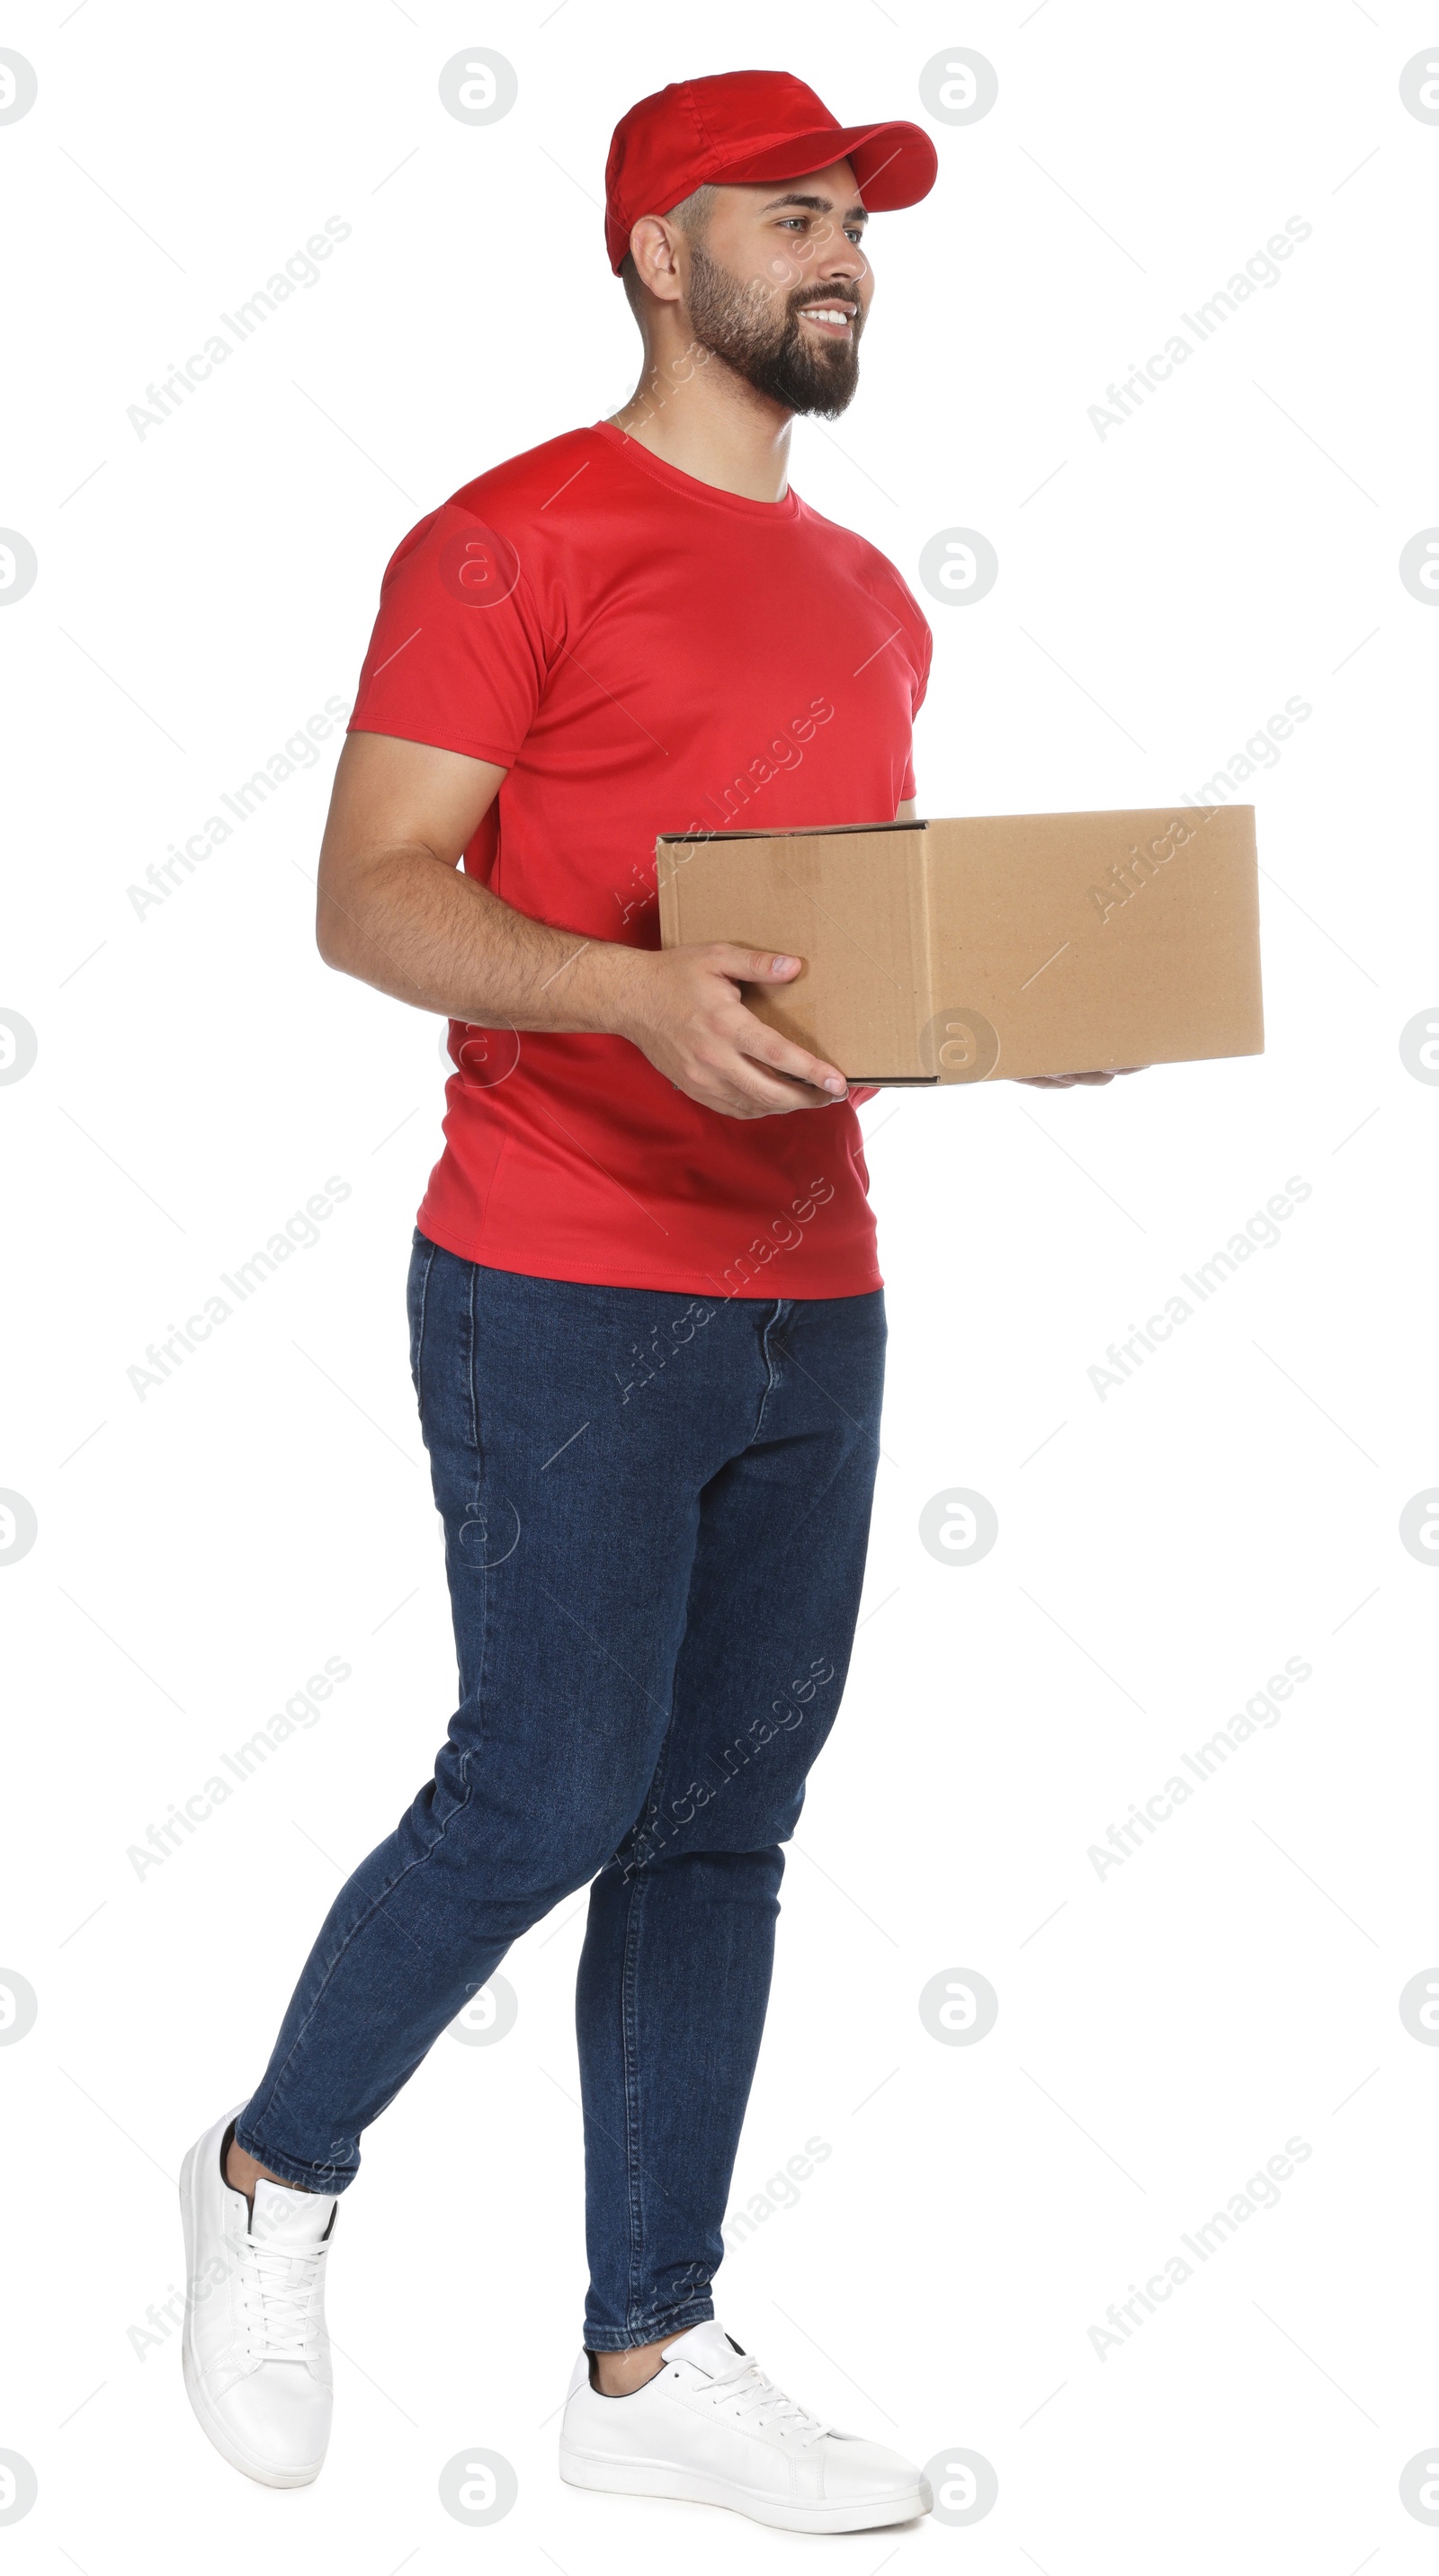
left=804, top=308, right=849, bottom=324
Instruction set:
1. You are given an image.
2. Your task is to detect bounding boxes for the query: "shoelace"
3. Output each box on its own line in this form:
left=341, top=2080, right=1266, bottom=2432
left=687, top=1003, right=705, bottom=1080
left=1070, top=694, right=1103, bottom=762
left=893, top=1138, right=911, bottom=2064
left=701, top=2353, right=833, bottom=2446
left=238, top=2233, right=327, bottom=2364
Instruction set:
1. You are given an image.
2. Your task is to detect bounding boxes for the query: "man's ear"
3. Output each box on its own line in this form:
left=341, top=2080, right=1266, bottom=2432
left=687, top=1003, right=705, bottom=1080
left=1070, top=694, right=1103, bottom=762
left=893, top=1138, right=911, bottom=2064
left=628, top=214, right=686, bottom=307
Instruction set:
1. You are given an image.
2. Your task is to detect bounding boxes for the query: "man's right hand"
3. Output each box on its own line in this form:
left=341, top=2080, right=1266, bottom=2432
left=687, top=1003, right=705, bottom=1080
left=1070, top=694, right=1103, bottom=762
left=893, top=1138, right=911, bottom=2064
left=612, top=944, right=851, bottom=1119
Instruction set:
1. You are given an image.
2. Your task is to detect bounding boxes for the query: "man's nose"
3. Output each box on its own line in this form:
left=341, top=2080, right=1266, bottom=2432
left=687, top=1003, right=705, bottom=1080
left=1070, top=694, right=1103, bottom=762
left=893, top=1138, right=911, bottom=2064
left=818, top=227, right=866, bottom=270
left=812, top=236, right=869, bottom=288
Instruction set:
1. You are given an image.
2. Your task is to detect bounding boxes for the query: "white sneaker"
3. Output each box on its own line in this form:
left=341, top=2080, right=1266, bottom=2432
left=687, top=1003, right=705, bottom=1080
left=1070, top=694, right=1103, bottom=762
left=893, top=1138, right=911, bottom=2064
left=179, top=2107, right=336, bottom=2487
left=559, top=2318, right=932, bottom=2533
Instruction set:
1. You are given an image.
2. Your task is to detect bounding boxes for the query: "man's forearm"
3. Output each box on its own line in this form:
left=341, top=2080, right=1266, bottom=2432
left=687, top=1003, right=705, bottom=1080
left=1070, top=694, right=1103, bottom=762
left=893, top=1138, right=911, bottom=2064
left=316, top=842, right=642, bottom=1035
left=313, top=746, right=857, bottom=1113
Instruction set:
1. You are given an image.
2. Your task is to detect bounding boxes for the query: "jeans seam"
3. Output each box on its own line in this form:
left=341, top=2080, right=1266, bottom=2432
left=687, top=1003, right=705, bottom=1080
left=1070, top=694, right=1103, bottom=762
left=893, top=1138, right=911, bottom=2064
left=457, top=1252, right=492, bottom=1802
left=462, top=1243, right=479, bottom=1455
left=618, top=1864, right=649, bottom=2334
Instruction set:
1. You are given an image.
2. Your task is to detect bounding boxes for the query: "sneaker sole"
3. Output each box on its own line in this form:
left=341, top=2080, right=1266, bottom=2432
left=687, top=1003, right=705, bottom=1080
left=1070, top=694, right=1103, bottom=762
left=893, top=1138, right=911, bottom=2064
left=178, top=2137, right=327, bottom=2490
left=559, top=2444, right=930, bottom=2533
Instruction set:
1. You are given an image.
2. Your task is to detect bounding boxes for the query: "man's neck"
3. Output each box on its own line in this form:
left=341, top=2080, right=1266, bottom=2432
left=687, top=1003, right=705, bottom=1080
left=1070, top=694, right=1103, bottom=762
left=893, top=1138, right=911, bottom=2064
left=609, top=350, right=794, bottom=504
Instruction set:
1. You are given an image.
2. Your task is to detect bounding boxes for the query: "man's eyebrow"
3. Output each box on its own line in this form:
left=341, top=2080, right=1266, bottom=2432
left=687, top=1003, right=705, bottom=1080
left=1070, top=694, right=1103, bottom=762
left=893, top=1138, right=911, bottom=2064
left=760, top=192, right=869, bottom=221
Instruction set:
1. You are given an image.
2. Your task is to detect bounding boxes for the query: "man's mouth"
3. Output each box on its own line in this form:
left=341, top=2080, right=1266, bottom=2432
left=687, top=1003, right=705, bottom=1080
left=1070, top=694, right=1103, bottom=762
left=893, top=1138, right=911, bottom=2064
left=796, top=300, right=857, bottom=337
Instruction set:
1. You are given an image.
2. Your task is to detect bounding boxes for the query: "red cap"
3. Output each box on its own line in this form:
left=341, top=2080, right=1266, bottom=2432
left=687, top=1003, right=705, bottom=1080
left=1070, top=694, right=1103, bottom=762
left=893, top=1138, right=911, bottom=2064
left=603, top=68, right=938, bottom=275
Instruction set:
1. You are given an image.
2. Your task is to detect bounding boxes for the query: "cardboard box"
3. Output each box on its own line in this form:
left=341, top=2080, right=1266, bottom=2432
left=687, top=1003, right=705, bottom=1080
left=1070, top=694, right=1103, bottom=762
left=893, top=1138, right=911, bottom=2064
left=655, top=806, right=1263, bottom=1083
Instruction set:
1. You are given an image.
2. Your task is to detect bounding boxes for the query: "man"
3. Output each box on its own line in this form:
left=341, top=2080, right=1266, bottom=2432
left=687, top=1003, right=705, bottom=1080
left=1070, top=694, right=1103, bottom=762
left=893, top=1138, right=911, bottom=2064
left=179, top=65, right=1120, bottom=2522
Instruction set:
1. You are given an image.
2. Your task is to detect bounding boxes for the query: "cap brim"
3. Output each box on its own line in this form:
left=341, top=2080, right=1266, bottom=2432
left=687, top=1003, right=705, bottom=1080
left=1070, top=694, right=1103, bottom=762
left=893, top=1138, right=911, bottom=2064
left=707, top=119, right=938, bottom=212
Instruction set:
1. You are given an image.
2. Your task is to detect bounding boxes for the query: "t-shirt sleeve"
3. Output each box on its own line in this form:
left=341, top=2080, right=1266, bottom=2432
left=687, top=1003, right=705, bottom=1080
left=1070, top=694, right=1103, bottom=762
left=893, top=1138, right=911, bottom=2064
left=347, top=502, right=551, bottom=768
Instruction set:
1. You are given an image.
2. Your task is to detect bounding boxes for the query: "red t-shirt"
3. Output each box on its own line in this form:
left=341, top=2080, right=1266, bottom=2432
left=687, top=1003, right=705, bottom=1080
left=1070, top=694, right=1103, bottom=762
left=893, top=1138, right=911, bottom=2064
left=347, top=421, right=931, bottom=1297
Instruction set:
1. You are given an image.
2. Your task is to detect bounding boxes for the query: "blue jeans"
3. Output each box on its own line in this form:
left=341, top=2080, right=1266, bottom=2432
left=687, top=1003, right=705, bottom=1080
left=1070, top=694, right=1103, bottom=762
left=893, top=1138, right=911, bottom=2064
left=236, top=1235, right=886, bottom=2350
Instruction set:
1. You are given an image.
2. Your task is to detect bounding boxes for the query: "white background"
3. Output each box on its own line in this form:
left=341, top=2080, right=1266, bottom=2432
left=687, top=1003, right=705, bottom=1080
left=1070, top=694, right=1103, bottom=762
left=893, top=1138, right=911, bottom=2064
left=4, top=2, right=1439, bottom=2569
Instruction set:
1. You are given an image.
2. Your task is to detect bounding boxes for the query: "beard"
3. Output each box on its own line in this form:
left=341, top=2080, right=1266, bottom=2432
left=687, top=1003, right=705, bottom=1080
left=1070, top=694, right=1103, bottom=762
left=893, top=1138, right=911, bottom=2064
left=683, top=245, right=863, bottom=419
